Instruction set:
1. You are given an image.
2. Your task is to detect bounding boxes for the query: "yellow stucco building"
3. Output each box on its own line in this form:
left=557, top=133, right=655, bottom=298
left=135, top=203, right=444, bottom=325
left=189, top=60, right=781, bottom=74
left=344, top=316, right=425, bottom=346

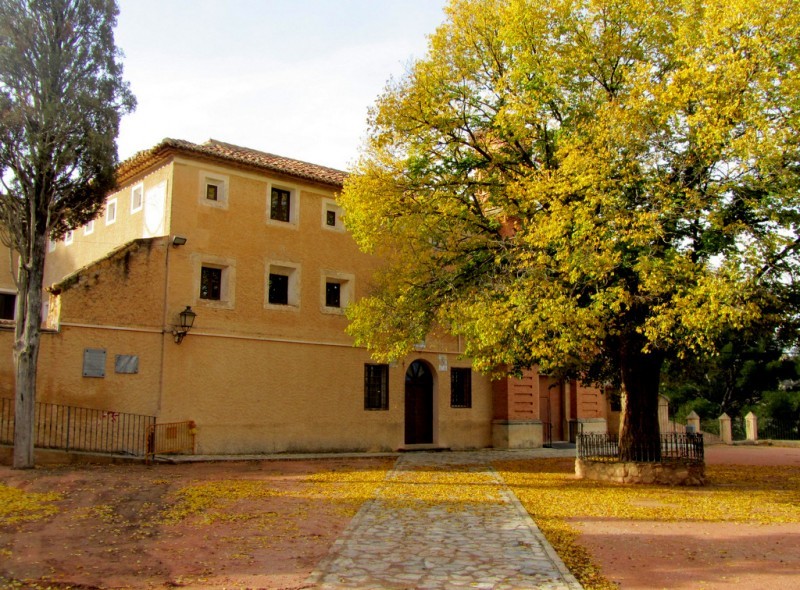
left=0, top=139, right=607, bottom=455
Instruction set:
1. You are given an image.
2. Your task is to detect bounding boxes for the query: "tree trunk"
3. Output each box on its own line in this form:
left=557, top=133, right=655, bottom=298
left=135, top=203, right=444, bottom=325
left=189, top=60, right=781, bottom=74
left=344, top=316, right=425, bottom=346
left=618, top=339, right=664, bottom=462
left=13, top=243, right=45, bottom=469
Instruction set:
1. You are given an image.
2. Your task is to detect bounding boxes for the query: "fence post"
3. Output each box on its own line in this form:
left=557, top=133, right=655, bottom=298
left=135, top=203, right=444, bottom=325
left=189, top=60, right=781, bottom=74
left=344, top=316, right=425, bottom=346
left=719, top=413, right=732, bottom=444
left=686, top=410, right=701, bottom=434
left=745, top=411, right=758, bottom=442
left=65, top=406, right=71, bottom=452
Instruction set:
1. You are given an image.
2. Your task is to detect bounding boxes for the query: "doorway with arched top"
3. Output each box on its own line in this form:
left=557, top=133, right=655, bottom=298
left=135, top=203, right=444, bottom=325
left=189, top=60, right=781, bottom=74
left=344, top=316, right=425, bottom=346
left=404, top=360, right=434, bottom=444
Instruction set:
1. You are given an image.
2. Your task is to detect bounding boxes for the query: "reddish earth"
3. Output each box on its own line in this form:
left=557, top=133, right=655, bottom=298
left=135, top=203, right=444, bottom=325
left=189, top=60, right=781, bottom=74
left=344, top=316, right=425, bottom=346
left=0, top=457, right=393, bottom=589
left=575, top=445, right=800, bottom=589
left=1, top=446, right=798, bottom=589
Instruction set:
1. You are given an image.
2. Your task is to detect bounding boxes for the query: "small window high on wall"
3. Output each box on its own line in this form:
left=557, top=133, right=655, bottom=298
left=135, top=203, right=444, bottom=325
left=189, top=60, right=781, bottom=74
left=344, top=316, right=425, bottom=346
left=200, top=266, right=222, bottom=300
left=270, top=187, right=291, bottom=222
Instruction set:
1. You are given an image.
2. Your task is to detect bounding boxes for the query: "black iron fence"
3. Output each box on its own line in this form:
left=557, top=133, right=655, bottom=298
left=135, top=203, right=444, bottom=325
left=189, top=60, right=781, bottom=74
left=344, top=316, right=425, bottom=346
left=577, top=432, right=705, bottom=463
left=542, top=421, right=552, bottom=448
left=759, top=418, right=800, bottom=441
left=0, top=397, right=155, bottom=456
left=568, top=419, right=582, bottom=443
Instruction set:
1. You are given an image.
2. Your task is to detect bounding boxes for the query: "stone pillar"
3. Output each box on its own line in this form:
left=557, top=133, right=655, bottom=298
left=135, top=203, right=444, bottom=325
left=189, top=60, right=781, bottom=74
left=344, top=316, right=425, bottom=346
left=658, top=395, right=670, bottom=432
left=719, top=413, right=732, bottom=444
left=745, top=411, right=758, bottom=442
left=686, top=410, right=700, bottom=434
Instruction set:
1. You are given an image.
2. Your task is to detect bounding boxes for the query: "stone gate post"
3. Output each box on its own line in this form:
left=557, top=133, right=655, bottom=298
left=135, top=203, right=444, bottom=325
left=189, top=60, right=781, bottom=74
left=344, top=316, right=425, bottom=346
left=745, top=411, right=758, bottom=442
left=719, top=413, right=732, bottom=444
left=686, top=410, right=701, bottom=434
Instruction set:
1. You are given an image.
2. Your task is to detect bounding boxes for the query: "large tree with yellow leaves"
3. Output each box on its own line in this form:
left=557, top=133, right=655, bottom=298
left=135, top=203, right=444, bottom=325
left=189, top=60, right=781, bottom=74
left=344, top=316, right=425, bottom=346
left=341, top=0, right=800, bottom=459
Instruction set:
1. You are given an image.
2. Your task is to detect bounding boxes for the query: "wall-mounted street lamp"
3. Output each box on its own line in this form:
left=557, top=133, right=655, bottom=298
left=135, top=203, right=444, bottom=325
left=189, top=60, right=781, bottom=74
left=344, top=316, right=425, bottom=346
left=172, top=235, right=188, bottom=247
left=172, top=306, right=196, bottom=344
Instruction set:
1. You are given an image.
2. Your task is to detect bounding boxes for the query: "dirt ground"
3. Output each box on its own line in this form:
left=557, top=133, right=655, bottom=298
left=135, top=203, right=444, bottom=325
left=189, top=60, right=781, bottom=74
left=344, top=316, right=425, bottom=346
left=0, top=457, right=393, bottom=590
left=1, top=446, right=799, bottom=590
left=575, top=445, right=800, bottom=590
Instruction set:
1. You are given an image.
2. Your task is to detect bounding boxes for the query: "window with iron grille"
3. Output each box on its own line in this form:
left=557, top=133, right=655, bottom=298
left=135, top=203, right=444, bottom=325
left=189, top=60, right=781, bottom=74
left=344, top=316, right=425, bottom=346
left=270, top=187, right=291, bottom=222
left=200, top=266, right=222, bottom=300
left=450, top=367, right=472, bottom=408
left=364, top=364, right=389, bottom=410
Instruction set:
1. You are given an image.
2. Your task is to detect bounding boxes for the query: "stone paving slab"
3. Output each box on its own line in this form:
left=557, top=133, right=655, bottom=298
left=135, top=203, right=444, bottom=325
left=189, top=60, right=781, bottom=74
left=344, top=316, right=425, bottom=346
left=308, top=450, right=582, bottom=589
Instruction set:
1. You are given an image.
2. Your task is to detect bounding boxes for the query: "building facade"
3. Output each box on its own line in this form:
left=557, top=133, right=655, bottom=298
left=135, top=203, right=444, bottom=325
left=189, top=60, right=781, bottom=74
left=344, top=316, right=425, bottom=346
left=0, top=139, right=607, bottom=454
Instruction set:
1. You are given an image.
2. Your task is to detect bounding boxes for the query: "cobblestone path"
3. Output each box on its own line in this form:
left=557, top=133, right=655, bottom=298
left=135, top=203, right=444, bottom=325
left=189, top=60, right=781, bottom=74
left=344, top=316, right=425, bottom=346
left=308, top=450, right=582, bottom=589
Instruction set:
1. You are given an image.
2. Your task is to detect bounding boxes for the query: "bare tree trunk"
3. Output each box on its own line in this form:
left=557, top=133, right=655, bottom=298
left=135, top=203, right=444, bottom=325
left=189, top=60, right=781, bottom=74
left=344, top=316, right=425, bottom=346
left=13, top=240, right=45, bottom=469
left=618, top=338, right=664, bottom=462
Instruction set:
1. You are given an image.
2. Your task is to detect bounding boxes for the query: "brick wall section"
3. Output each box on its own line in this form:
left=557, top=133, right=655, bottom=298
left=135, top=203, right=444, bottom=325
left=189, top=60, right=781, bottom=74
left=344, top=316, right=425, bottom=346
left=492, top=368, right=541, bottom=421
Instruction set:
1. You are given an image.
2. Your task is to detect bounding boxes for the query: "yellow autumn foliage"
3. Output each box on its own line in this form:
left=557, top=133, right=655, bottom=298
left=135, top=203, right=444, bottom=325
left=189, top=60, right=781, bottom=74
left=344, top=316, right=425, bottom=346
left=0, top=483, right=61, bottom=525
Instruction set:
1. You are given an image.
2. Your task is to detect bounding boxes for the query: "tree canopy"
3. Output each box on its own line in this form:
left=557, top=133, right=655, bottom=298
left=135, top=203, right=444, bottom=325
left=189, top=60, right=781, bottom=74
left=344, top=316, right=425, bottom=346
left=0, top=0, right=134, bottom=468
left=340, top=0, right=800, bottom=457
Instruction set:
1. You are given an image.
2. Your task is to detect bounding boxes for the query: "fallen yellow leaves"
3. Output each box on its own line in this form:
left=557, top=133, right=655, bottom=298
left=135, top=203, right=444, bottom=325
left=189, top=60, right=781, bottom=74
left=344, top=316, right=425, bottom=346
left=495, top=458, right=800, bottom=590
left=160, top=479, right=289, bottom=524
left=0, top=483, right=61, bottom=526
left=379, top=465, right=503, bottom=511
left=306, top=466, right=391, bottom=516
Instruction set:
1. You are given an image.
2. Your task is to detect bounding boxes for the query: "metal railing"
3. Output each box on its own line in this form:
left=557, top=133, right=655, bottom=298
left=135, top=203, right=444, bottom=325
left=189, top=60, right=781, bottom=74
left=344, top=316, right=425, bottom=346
left=568, top=419, right=582, bottom=443
left=759, top=419, right=800, bottom=441
left=146, top=420, right=196, bottom=461
left=577, top=432, right=704, bottom=464
left=0, top=397, right=156, bottom=456
left=542, top=421, right=553, bottom=448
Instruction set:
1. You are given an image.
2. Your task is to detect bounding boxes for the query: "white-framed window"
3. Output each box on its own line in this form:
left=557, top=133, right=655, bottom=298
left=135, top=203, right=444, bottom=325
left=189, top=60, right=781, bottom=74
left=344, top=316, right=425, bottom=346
left=106, top=198, right=117, bottom=225
left=266, top=182, right=299, bottom=227
left=130, top=182, right=144, bottom=214
left=47, top=239, right=56, bottom=253
left=321, top=198, right=345, bottom=232
left=64, top=230, right=74, bottom=245
left=84, top=220, right=94, bottom=236
left=192, top=254, right=236, bottom=309
left=199, top=171, right=229, bottom=209
left=320, top=270, right=354, bottom=314
left=265, top=261, right=300, bottom=309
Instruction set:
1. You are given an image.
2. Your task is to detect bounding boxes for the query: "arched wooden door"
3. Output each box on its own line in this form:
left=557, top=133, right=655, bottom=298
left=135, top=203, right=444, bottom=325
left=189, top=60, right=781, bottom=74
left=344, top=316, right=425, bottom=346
left=405, top=360, right=433, bottom=444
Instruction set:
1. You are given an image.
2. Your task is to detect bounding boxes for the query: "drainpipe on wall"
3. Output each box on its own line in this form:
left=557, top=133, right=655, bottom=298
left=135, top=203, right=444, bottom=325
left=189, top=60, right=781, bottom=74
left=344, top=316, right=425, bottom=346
left=157, top=234, right=173, bottom=414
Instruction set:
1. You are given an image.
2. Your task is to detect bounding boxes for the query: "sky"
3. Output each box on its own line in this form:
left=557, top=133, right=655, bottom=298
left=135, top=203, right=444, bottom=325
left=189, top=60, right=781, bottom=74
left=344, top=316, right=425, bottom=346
left=114, top=0, right=449, bottom=171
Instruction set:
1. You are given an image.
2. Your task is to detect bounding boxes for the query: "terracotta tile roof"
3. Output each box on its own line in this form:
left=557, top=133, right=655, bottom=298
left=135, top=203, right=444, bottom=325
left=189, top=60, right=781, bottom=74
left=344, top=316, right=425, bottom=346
left=117, top=138, right=347, bottom=188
